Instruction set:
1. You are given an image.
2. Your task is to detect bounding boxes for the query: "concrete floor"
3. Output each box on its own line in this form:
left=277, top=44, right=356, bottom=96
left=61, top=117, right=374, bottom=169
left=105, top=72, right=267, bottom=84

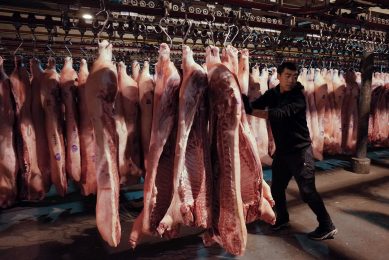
left=0, top=158, right=388, bottom=260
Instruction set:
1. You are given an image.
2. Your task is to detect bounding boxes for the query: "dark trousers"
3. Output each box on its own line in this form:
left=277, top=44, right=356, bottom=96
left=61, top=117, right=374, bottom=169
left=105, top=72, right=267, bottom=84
left=271, top=146, right=333, bottom=228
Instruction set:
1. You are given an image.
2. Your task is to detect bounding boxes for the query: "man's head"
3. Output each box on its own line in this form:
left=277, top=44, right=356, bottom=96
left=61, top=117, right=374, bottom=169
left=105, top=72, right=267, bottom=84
left=277, top=62, right=298, bottom=92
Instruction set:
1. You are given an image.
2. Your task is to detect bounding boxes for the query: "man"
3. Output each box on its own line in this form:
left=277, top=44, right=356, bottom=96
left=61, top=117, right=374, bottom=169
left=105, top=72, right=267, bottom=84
left=242, top=62, right=337, bottom=240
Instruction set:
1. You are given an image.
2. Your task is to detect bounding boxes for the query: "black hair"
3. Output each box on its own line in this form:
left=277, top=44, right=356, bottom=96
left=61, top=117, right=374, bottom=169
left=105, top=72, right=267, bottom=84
left=277, top=62, right=298, bottom=74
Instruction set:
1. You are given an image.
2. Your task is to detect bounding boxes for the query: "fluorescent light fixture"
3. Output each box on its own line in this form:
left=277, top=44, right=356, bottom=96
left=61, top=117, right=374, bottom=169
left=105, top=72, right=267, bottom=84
left=307, top=34, right=321, bottom=38
left=82, top=13, right=93, bottom=20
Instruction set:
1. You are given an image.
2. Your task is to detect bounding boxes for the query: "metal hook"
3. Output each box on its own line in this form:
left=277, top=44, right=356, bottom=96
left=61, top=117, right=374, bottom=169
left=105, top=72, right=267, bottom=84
left=242, top=26, right=253, bottom=46
left=64, top=38, right=72, bottom=58
left=182, top=20, right=192, bottom=44
left=80, top=47, right=89, bottom=61
left=223, top=25, right=231, bottom=47
left=229, top=25, right=239, bottom=45
left=159, top=17, right=173, bottom=48
left=13, top=36, right=23, bottom=56
left=204, top=16, right=215, bottom=46
left=95, top=10, right=109, bottom=43
left=46, top=44, right=55, bottom=56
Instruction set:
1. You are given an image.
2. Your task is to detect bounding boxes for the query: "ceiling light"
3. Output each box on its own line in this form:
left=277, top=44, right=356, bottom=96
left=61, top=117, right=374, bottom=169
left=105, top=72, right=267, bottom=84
left=82, top=13, right=93, bottom=20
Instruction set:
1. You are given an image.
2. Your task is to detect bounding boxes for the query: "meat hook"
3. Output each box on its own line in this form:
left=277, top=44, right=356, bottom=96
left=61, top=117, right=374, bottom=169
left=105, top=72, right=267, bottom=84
left=159, top=17, right=173, bottom=48
left=182, top=19, right=193, bottom=45
left=64, top=35, right=72, bottom=58
left=13, top=33, right=23, bottom=56
left=80, top=47, right=89, bottom=61
left=95, top=10, right=109, bottom=43
left=94, top=0, right=109, bottom=43
left=242, top=26, right=253, bottom=46
left=205, top=13, right=216, bottom=46
left=46, top=44, right=55, bottom=57
left=222, top=25, right=231, bottom=47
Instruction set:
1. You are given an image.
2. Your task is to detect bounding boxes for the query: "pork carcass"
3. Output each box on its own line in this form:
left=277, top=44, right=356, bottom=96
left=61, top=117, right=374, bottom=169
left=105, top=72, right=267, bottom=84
left=238, top=49, right=249, bottom=95
left=60, top=57, right=81, bottom=182
left=221, top=45, right=239, bottom=75
left=306, top=68, right=322, bottom=160
left=205, top=45, right=221, bottom=71
left=355, top=72, right=362, bottom=87
left=248, top=64, right=261, bottom=101
left=0, top=56, right=18, bottom=207
left=269, top=67, right=280, bottom=89
left=260, top=67, right=269, bottom=93
left=323, top=69, right=336, bottom=154
left=205, top=55, right=247, bottom=256
left=78, top=59, right=97, bottom=195
left=138, top=60, right=155, bottom=169
left=375, top=73, right=388, bottom=146
left=313, top=68, right=327, bottom=158
left=129, top=43, right=181, bottom=248
left=85, top=40, right=120, bottom=247
left=30, top=58, right=51, bottom=191
left=237, top=50, right=275, bottom=224
left=10, top=55, right=44, bottom=200
left=131, top=60, right=140, bottom=82
left=260, top=67, right=276, bottom=157
left=384, top=74, right=389, bottom=147
left=332, top=69, right=346, bottom=154
left=369, top=72, right=382, bottom=144
left=157, top=45, right=212, bottom=237
left=202, top=63, right=208, bottom=73
left=114, top=62, right=129, bottom=186
left=341, top=71, right=359, bottom=154
left=246, top=64, right=272, bottom=166
left=299, top=68, right=313, bottom=141
left=118, top=61, right=142, bottom=184
left=41, top=57, right=67, bottom=196
left=259, top=67, right=269, bottom=95
left=267, top=68, right=277, bottom=156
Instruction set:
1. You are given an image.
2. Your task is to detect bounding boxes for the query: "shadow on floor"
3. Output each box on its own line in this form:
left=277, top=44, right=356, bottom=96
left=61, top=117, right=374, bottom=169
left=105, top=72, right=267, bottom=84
left=341, top=209, right=389, bottom=230
left=247, top=221, right=359, bottom=260
left=286, top=175, right=389, bottom=209
left=0, top=227, right=107, bottom=260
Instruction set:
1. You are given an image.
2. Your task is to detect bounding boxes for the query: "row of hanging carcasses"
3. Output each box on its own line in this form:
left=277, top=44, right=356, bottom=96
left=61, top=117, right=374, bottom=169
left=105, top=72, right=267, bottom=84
left=1, top=50, right=388, bottom=208
left=0, top=42, right=278, bottom=256
left=0, top=53, right=148, bottom=207
left=246, top=67, right=389, bottom=164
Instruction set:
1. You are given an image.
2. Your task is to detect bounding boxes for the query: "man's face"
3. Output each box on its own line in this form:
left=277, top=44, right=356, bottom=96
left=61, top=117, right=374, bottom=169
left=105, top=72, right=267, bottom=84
left=278, top=68, right=298, bottom=90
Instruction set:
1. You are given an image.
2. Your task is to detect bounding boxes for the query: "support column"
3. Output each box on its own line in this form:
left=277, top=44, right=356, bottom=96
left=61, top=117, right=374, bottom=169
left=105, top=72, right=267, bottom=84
left=351, top=52, right=374, bottom=174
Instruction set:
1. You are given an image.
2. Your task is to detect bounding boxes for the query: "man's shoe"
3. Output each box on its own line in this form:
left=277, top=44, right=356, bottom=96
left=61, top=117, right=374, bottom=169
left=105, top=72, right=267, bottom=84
left=308, top=226, right=338, bottom=240
left=272, top=220, right=290, bottom=231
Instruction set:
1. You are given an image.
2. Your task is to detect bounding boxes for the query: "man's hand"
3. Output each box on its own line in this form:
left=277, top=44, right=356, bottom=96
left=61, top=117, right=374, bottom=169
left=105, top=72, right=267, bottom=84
left=241, top=94, right=253, bottom=114
left=252, top=109, right=268, bottom=119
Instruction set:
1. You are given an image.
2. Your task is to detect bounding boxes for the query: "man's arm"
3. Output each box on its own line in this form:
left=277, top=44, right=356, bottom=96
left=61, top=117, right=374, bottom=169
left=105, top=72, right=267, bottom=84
left=242, top=90, right=271, bottom=115
left=252, top=109, right=268, bottom=119
left=268, top=92, right=306, bottom=121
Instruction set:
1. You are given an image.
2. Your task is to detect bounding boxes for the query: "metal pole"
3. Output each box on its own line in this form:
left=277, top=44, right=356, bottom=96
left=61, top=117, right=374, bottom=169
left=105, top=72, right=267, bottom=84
left=351, top=52, right=374, bottom=174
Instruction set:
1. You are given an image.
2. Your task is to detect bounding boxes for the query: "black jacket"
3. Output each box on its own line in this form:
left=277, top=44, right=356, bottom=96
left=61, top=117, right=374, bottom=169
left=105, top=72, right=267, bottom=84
left=243, top=82, right=311, bottom=155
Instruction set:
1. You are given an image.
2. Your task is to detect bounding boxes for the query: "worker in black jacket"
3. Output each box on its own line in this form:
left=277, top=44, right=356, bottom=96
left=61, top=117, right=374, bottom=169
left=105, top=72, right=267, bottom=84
left=242, top=62, right=337, bottom=240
